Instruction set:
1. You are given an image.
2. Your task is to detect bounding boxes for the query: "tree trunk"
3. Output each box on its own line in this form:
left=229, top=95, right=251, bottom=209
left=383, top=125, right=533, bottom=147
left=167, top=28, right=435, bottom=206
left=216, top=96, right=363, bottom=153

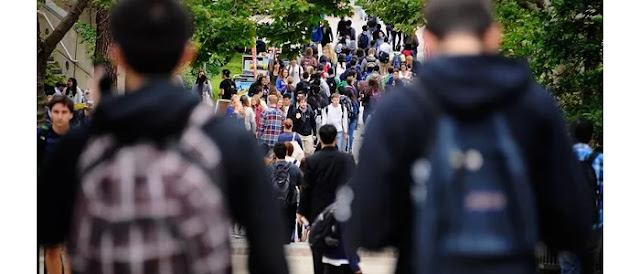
left=36, top=0, right=91, bottom=127
left=94, top=7, right=117, bottom=90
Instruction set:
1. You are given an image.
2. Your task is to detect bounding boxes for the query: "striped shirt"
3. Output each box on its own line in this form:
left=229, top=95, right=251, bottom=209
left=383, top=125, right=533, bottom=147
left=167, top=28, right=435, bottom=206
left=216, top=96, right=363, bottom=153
left=258, top=107, right=285, bottom=147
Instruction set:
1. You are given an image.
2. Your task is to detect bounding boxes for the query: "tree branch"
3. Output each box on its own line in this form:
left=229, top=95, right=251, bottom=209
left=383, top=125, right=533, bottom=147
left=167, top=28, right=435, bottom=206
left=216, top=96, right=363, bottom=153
left=43, top=0, right=91, bottom=57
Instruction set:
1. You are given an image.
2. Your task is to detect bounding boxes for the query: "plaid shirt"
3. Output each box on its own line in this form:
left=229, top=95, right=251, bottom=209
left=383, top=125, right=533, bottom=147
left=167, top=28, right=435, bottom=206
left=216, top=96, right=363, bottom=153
left=573, top=143, right=603, bottom=229
left=258, top=107, right=285, bottom=147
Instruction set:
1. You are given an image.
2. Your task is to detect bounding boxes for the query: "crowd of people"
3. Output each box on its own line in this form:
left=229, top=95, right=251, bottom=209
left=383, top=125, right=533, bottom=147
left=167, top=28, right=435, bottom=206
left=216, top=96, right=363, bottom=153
left=37, top=1, right=603, bottom=274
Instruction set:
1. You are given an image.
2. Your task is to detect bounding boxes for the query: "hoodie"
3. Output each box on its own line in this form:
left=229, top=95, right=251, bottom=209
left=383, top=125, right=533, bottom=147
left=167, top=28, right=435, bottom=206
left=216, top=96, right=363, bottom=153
left=37, top=80, right=289, bottom=274
left=345, top=55, right=594, bottom=274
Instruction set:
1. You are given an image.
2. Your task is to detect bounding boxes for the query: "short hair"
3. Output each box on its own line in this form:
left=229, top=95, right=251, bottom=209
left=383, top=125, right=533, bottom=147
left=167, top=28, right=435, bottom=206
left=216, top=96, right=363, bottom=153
left=368, top=48, right=375, bottom=55
left=374, top=65, right=380, bottom=72
left=327, top=67, right=335, bottom=75
left=331, top=93, right=340, bottom=100
left=222, top=69, right=231, bottom=77
left=283, top=93, right=292, bottom=99
left=284, top=118, right=294, bottom=130
left=298, top=96, right=307, bottom=103
left=302, top=72, right=310, bottom=80
left=49, top=95, right=74, bottom=113
left=268, top=94, right=278, bottom=104
left=393, top=68, right=400, bottom=73
left=110, top=0, right=193, bottom=75
left=388, top=67, right=394, bottom=74
left=384, top=37, right=389, bottom=43
left=284, top=142, right=294, bottom=156
left=347, top=20, right=352, bottom=26
left=362, top=25, right=368, bottom=31
left=319, top=55, right=328, bottom=63
left=349, top=59, right=358, bottom=66
left=273, top=143, right=287, bottom=159
left=356, top=49, right=365, bottom=58
left=571, top=118, right=594, bottom=144
left=424, top=0, right=494, bottom=38
left=319, top=124, right=338, bottom=145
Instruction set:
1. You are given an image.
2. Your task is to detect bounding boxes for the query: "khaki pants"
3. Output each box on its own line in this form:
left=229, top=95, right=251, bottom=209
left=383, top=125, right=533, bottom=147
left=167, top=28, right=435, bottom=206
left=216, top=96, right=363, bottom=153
left=300, top=134, right=315, bottom=157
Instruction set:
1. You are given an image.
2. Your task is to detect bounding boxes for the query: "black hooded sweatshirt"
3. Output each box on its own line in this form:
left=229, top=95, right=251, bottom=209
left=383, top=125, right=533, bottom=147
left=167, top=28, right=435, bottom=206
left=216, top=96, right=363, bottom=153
left=345, top=55, right=595, bottom=273
left=37, top=80, right=289, bottom=274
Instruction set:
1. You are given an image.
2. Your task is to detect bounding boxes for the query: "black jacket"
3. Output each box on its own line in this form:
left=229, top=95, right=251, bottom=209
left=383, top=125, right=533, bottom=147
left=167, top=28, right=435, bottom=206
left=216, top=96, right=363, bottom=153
left=290, top=107, right=316, bottom=136
left=298, top=146, right=356, bottom=223
left=345, top=55, right=594, bottom=274
left=37, top=80, right=289, bottom=274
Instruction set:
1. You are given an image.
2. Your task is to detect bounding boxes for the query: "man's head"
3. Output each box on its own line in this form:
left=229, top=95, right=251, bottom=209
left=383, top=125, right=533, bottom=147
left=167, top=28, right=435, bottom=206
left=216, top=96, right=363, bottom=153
left=384, top=37, right=389, bottom=43
left=110, top=0, right=194, bottom=77
left=423, top=0, right=501, bottom=55
left=273, top=142, right=287, bottom=160
left=571, top=118, right=594, bottom=144
left=331, top=93, right=340, bottom=107
left=327, top=67, right=335, bottom=76
left=319, top=124, right=338, bottom=146
left=268, top=94, right=278, bottom=107
left=362, top=25, right=368, bottom=32
left=302, top=72, right=310, bottom=82
left=222, top=69, right=231, bottom=79
left=48, top=95, right=74, bottom=129
left=387, top=67, right=394, bottom=75
left=347, top=20, right=352, bottom=27
left=298, top=96, right=307, bottom=109
left=393, top=69, right=400, bottom=79
left=283, top=94, right=291, bottom=106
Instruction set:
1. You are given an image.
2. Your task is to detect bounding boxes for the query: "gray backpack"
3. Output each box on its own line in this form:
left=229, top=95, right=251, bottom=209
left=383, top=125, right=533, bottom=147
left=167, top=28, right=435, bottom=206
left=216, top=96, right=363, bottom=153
left=68, top=104, right=231, bottom=274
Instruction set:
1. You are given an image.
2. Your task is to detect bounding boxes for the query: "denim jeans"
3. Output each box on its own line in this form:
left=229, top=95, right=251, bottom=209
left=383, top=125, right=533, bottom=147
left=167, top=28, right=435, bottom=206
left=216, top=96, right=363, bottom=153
left=347, top=119, right=357, bottom=153
left=336, top=131, right=345, bottom=152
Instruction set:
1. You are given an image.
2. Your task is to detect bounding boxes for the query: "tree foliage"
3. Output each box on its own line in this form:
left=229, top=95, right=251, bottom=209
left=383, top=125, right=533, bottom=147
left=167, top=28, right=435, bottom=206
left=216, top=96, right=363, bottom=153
left=257, top=0, right=352, bottom=59
left=356, top=0, right=425, bottom=34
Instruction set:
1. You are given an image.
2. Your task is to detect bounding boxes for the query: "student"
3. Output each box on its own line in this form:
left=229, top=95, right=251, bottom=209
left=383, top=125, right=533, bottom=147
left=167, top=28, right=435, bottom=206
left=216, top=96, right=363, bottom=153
left=284, top=141, right=304, bottom=166
left=258, top=95, right=287, bottom=147
left=38, top=1, right=289, bottom=273
left=241, top=95, right=257, bottom=133
left=268, top=142, right=304, bottom=245
left=64, top=77, right=84, bottom=104
left=278, top=118, right=304, bottom=151
left=360, top=48, right=380, bottom=74
left=342, top=88, right=360, bottom=154
left=321, top=20, right=333, bottom=47
left=321, top=93, right=349, bottom=151
left=399, top=63, right=413, bottom=80
left=219, top=68, right=237, bottom=100
left=38, top=95, right=74, bottom=274
left=290, top=96, right=317, bottom=156
left=298, top=125, right=357, bottom=274
left=288, top=58, right=304, bottom=86
left=192, top=70, right=213, bottom=101
left=558, top=118, right=604, bottom=274
left=276, top=69, right=290, bottom=93
left=345, top=0, right=594, bottom=273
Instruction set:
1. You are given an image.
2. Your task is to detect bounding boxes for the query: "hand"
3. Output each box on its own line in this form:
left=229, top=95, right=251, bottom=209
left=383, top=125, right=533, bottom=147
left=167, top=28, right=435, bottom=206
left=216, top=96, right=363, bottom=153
left=343, top=133, right=348, bottom=140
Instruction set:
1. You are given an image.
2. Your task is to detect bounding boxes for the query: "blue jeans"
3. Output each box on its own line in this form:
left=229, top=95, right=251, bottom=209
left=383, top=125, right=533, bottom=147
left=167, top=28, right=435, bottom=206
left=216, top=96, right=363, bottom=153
left=347, top=119, right=357, bottom=153
left=363, top=106, right=372, bottom=126
left=336, top=131, right=345, bottom=152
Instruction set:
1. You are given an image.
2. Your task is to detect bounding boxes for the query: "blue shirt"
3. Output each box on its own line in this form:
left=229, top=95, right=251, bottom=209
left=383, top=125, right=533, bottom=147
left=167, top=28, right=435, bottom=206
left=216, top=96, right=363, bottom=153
left=573, top=143, right=603, bottom=229
left=277, top=132, right=303, bottom=148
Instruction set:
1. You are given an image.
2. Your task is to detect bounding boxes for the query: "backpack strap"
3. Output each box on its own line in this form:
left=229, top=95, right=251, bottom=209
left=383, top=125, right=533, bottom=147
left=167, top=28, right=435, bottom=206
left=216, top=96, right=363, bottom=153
left=586, top=151, right=601, bottom=165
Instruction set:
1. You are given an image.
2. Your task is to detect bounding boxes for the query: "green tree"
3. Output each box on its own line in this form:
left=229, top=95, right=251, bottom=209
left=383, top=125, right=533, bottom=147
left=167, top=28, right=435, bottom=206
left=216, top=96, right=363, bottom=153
left=356, top=0, right=425, bottom=34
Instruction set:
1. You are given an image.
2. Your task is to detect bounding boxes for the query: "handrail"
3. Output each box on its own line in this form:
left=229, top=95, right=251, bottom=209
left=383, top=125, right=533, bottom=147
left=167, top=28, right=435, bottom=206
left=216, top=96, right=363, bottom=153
left=36, top=10, right=79, bottom=63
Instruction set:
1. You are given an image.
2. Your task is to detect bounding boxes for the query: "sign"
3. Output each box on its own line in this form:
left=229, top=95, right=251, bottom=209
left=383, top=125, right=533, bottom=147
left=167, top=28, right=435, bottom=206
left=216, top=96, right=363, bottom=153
left=242, top=55, right=269, bottom=76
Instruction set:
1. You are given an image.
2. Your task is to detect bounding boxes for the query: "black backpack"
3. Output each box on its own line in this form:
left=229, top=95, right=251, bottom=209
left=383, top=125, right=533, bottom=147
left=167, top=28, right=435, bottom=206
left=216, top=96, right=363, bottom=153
left=272, top=162, right=294, bottom=208
left=358, top=33, right=369, bottom=49
left=326, top=77, right=338, bottom=94
left=379, top=51, right=390, bottom=63
left=309, top=203, right=340, bottom=252
left=365, top=56, right=377, bottom=68
left=580, top=152, right=602, bottom=225
left=340, top=96, right=355, bottom=120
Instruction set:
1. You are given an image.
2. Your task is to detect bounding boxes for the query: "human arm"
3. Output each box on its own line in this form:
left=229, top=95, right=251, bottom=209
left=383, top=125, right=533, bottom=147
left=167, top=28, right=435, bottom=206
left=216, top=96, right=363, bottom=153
left=258, top=109, right=267, bottom=138
left=298, top=158, right=314, bottom=218
left=203, top=119, right=289, bottom=273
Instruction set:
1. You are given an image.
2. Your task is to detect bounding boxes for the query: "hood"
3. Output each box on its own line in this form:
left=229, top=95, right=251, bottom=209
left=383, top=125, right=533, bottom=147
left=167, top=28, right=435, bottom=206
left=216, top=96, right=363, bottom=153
left=91, top=79, right=200, bottom=141
left=417, top=54, right=533, bottom=117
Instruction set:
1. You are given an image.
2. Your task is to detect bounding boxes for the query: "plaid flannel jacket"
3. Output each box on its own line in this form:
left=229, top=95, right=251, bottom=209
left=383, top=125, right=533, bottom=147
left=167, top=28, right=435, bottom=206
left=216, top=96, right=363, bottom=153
left=573, top=143, right=603, bottom=229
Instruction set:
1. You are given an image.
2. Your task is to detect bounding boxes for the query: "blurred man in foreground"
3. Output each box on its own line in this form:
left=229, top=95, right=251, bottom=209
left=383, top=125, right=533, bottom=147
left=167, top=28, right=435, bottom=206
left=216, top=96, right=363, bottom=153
left=345, top=0, right=595, bottom=273
left=37, top=0, right=288, bottom=273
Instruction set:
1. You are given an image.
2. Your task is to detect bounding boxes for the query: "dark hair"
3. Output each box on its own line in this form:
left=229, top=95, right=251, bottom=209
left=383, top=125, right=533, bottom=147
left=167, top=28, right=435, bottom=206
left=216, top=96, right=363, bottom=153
left=367, top=66, right=374, bottom=73
left=319, top=55, right=328, bottom=64
left=319, top=124, right=337, bottom=145
left=273, top=142, right=287, bottom=159
left=337, top=86, right=347, bottom=96
left=110, top=0, right=194, bottom=75
left=350, top=59, right=358, bottom=67
left=49, top=95, right=74, bottom=113
left=344, top=87, right=357, bottom=101
left=65, top=77, right=78, bottom=97
left=383, top=37, right=389, bottom=43
left=55, top=82, right=66, bottom=88
left=196, top=71, right=208, bottom=92
left=338, top=54, right=346, bottom=63
left=362, top=25, right=368, bottom=31
left=327, top=67, right=334, bottom=75
left=310, top=84, right=321, bottom=94
left=356, top=49, right=365, bottom=58
left=302, top=72, right=309, bottom=80
left=388, top=67, right=394, bottom=74
left=283, top=93, right=291, bottom=99
left=571, top=118, right=594, bottom=144
left=374, top=65, right=380, bottom=72
left=347, top=20, right=352, bottom=26
left=424, top=0, right=493, bottom=38
left=222, top=69, right=231, bottom=77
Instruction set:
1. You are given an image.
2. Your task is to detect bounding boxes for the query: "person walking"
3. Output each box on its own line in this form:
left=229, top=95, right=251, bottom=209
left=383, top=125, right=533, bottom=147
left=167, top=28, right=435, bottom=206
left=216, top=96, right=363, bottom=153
left=38, top=2, right=290, bottom=273
left=290, top=96, right=317, bottom=156
left=268, top=142, right=304, bottom=245
left=345, top=1, right=594, bottom=273
left=321, top=94, right=349, bottom=151
left=219, top=69, right=237, bottom=100
left=258, top=95, right=287, bottom=148
left=298, top=124, right=357, bottom=274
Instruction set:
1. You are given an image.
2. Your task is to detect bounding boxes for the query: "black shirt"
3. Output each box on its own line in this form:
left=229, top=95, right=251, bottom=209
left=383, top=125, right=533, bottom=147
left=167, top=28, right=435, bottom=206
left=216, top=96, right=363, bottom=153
left=219, top=78, right=237, bottom=100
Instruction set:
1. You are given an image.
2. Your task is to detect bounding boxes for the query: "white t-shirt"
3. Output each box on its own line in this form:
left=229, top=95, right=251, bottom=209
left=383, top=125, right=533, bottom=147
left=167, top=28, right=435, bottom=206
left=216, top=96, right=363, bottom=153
left=378, top=42, right=393, bottom=57
left=321, top=104, right=347, bottom=133
left=288, top=64, right=303, bottom=86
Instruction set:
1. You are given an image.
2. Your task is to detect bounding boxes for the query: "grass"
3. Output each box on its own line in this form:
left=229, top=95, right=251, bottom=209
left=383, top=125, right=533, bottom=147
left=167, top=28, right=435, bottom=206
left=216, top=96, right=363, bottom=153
left=209, top=53, right=244, bottom=99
